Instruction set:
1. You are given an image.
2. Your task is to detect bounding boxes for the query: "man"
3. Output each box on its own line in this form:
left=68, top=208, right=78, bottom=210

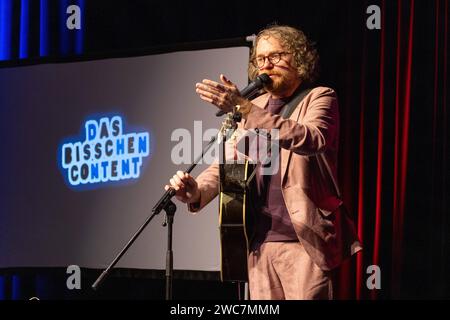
left=165, top=25, right=362, bottom=299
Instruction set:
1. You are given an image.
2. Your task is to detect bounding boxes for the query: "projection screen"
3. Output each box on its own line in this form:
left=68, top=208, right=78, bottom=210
left=0, top=46, right=250, bottom=272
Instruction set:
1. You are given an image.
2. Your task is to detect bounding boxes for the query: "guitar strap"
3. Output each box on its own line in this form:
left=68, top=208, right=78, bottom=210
left=280, top=86, right=312, bottom=119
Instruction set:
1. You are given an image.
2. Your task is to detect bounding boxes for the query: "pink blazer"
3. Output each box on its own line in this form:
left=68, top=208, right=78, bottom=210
left=190, top=87, right=362, bottom=271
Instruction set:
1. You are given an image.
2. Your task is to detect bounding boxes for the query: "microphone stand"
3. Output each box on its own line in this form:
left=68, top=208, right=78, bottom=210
left=91, top=133, right=221, bottom=300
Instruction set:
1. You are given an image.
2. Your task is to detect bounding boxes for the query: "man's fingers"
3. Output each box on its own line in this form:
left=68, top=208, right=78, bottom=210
left=198, top=91, right=227, bottom=108
left=173, top=174, right=185, bottom=188
left=184, top=175, right=194, bottom=187
left=169, top=178, right=180, bottom=190
left=220, top=74, right=232, bottom=85
left=196, top=79, right=234, bottom=111
left=196, top=82, right=225, bottom=94
left=199, top=94, right=215, bottom=105
left=176, top=170, right=185, bottom=180
left=179, top=171, right=194, bottom=185
left=201, top=79, right=228, bottom=91
left=220, top=74, right=237, bottom=90
left=166, top=173, right=197, bottom=204
left=196, top=87, right=218, bottom=100
left=196, top=86, right=225, bottom=101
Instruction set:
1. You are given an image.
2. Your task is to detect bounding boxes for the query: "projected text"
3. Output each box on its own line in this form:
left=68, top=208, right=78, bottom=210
left=60, top=116, right=149, bottom=186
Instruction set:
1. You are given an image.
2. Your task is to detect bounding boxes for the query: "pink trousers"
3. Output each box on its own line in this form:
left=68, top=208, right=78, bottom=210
left=248, top=241, right=334, bottom=300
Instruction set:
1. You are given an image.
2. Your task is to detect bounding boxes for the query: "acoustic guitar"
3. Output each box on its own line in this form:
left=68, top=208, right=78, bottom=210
left=218, top=112, right=256, bottom=282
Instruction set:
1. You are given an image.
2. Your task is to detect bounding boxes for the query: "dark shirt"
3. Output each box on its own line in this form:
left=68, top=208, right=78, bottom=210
left=250, top=96, right=298, bottom=251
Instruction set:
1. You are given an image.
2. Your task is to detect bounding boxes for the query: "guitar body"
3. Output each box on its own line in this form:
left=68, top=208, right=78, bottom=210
left=219, top=161, right=256, bottom=282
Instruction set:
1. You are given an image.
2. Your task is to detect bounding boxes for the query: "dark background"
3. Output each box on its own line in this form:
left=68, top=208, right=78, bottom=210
left=0, top=0, right=449, bottom=300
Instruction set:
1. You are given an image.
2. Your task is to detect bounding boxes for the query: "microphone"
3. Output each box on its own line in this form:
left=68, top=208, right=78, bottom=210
left=215, top=73, right=272, bottom=117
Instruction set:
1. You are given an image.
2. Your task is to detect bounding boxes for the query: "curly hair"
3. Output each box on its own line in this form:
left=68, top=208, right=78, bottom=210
left=248, top=25, right=320, bottom=85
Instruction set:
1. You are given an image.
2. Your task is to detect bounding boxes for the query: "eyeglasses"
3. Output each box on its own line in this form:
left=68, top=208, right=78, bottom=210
left=252, top=52, right=291, bottom=68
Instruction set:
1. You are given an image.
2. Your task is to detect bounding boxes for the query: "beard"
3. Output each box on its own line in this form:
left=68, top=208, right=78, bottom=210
left=263, top=72, right=298, bottom=96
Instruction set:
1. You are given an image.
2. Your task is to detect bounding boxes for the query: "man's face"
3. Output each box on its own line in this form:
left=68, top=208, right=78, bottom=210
left=255, top=36, right=300, bottom=97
